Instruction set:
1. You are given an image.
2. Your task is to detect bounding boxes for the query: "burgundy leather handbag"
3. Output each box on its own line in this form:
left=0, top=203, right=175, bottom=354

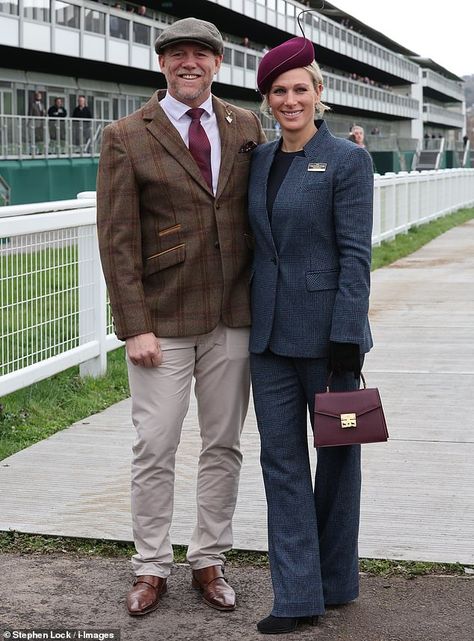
left=314, top=374, right=389, bottom=447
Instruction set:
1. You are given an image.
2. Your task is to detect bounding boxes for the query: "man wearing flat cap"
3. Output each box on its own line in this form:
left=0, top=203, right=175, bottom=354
left=97, top=17, right=265, bottom=616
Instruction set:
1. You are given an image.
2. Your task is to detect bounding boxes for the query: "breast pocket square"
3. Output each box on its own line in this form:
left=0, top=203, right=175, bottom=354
left=239, top=140, right=258, bottom=153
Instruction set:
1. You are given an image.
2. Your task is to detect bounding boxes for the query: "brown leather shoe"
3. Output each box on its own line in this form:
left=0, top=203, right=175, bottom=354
left=126, top=575, right=167, bottom=616
left=192, top=565, right=236, bottom=611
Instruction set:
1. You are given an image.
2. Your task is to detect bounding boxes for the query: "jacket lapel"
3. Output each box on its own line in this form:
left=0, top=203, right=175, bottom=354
left=213, top=97, right=237, bottom=200
left=142, top=91, right=213, bottom=195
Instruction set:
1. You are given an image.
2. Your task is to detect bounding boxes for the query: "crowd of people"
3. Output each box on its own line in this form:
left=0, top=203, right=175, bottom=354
left=320, top=65, right=394, bottom=92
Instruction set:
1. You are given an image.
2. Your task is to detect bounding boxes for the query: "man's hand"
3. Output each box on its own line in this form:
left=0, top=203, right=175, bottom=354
left=126, top=332, right=163, bottom=368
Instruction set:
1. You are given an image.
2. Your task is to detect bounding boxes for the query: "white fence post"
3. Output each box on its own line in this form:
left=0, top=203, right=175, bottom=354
left=77, top=226, right=107, bottom=378
left=77, top=193, right=107, bottom=378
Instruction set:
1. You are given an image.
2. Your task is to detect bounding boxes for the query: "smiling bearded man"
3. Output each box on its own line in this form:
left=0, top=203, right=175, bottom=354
left=96, top=17, right=265, bottom=617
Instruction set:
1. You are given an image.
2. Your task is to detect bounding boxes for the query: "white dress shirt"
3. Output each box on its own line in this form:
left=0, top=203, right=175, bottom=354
left=160, top=92, right=221, bottom=195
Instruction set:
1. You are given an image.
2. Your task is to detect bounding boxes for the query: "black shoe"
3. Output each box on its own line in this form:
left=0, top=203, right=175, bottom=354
left=257, top=614, right=319, bottom=634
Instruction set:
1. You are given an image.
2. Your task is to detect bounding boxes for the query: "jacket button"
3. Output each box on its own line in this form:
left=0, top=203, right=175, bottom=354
left=214, top=241, right=220, bottom=249
left=215, top=203, right=220, bottom=209
left=270, top=257, right=277, bottom=264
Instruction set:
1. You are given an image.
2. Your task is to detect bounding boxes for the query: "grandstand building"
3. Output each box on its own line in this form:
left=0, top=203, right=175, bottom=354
left=0, top=0, right=468, bottom=202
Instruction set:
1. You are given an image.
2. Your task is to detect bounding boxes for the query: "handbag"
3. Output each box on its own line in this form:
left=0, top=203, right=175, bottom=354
left=314, top=373, right=389, bottom=447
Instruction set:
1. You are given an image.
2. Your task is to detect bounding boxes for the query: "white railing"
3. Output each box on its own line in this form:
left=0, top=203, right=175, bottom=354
left=372, top=169, right=474, bottom=242
left=1, top=170, right=474, bottom=397
left=422, top=69, right=464, bottom=102
left=0, top=115, right=112, bottom=160
left=423, top=104, right=465, bottom=128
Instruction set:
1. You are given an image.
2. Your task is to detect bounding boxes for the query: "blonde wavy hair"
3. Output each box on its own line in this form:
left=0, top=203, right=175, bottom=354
left=260, top=61, right=330, bottom=118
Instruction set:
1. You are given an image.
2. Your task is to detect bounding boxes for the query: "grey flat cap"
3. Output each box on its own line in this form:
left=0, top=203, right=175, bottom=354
left=155, top=17, right=224, bottom=55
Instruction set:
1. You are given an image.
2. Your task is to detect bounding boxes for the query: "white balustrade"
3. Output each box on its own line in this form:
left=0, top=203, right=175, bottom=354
left=1, top=171, right=474, bottom=396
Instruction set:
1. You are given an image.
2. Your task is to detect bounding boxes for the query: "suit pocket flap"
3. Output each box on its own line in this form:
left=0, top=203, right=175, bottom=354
left=306, top=270, right=339, bottom=291
left=144, top=243, right=186, bottom=277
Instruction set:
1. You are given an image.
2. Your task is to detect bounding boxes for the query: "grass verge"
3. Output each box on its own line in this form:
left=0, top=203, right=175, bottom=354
left=0, top=531, right=471, bottom=577
left=371, top=207, right=474, bottom=270
left=0, top=347, right=129, bottom=461
left=1, top=207, right=473, bottom=462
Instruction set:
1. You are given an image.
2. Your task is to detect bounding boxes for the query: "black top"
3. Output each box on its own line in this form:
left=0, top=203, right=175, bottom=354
left=72, top=106, right=93, bottom=119
left=48, top=106, right=67, bottom=118
left=267, top=145, right=305, bottom=223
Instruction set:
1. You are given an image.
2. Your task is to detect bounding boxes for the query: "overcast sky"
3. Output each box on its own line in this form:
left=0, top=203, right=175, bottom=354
left=327, top=0, right=472, bottom=78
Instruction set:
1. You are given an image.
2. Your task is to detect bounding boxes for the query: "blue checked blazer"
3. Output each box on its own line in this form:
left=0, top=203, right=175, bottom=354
left=248, top=121, right=374, bottom=357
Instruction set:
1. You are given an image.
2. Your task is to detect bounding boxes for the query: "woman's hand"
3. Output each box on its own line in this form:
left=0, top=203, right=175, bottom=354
left=328, top=341, right=361, bottom=377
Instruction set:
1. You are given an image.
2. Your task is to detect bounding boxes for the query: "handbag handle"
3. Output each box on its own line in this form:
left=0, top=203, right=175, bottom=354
left=326, top=371, right=367, bottom=393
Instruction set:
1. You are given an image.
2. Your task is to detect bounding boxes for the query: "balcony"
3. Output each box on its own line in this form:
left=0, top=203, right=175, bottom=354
left=208, top=0, right=420, bottom=83
left=422, top=69, right=464, bottom=103
left=0, top=0, right=263, bottom=86
left=324, top=72, right=419, bottom=119
left=0, top=114, right=111, bottom=159
left=423, top=104, right=465, bottom=129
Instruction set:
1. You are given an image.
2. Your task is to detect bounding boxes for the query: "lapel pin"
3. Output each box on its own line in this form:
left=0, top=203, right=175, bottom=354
left=224, top=106, right=233, bottom=123
left=308, top=162, right=327, bottom=172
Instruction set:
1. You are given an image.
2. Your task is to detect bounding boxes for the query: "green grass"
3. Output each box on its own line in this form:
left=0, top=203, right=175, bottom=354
left=1, top=208, right=473, bottom=462
left=0, top=532, right=471, bottom=577
left=371, top=207, right=474, bottom=270
left=1, top=246, right=80, bottom=374
left=0, top=347, right=129, bottom=461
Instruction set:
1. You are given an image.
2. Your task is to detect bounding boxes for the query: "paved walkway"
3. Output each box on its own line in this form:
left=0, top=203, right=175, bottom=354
left=1, top=221, right=474, bottom=564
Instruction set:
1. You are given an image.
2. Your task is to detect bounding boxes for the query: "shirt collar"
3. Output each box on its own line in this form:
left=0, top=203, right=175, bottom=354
left=161, top=91, right=214, bottom=121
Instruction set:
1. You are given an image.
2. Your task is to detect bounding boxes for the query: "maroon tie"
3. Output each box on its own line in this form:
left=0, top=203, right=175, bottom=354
left=186, top=108, right=213, bottom=191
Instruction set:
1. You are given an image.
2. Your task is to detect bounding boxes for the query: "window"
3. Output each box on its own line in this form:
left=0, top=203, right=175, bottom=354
left=110, top=14, right=129, bottom=40
left=0, top=0, right=18, bottom=15
left=223, top=47, right=232, bottom=64
left=55, top=1, right=79, bottom=29
left=277, top=0, right=285, bottom=15
left=23, top=0, right=50, bottom=22
left=133, top=21, right=150, bottom=45
left=246, top=54, right=256, bottom=70
left=84, top=9, right=105, bottom=34
left=234, top=50, right=244, bottom=68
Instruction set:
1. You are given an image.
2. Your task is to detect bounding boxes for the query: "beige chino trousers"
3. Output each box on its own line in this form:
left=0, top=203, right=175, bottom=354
left=127, top=322, right=250, bottom=578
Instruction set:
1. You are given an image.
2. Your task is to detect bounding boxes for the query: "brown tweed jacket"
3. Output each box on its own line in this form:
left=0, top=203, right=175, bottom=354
left=96, top=91, right=265, bottom=340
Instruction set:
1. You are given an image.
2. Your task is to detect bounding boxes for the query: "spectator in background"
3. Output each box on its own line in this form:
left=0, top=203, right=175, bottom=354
left=48, top=97, right=67, bottom=144
left=72, top=95, right=93, bottom=148
left=29, top=91, right=46, bottom=147
left=349, top=124, right=366, bottom=148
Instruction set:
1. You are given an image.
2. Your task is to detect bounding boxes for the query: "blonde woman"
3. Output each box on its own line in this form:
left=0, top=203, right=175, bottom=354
left=248, top=37, right=374, bottom=634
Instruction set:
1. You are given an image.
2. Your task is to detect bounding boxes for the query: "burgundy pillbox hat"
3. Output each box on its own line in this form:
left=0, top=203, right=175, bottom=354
left=257, top=37, right=315, bottom=94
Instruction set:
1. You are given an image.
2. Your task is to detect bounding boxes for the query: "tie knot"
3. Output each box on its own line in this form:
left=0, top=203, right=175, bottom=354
left=186, top=108, right=205, bottom=122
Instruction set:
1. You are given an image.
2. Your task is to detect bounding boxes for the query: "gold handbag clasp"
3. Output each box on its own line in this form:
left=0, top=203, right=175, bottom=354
left=340, top=413, right=357, bottom=428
